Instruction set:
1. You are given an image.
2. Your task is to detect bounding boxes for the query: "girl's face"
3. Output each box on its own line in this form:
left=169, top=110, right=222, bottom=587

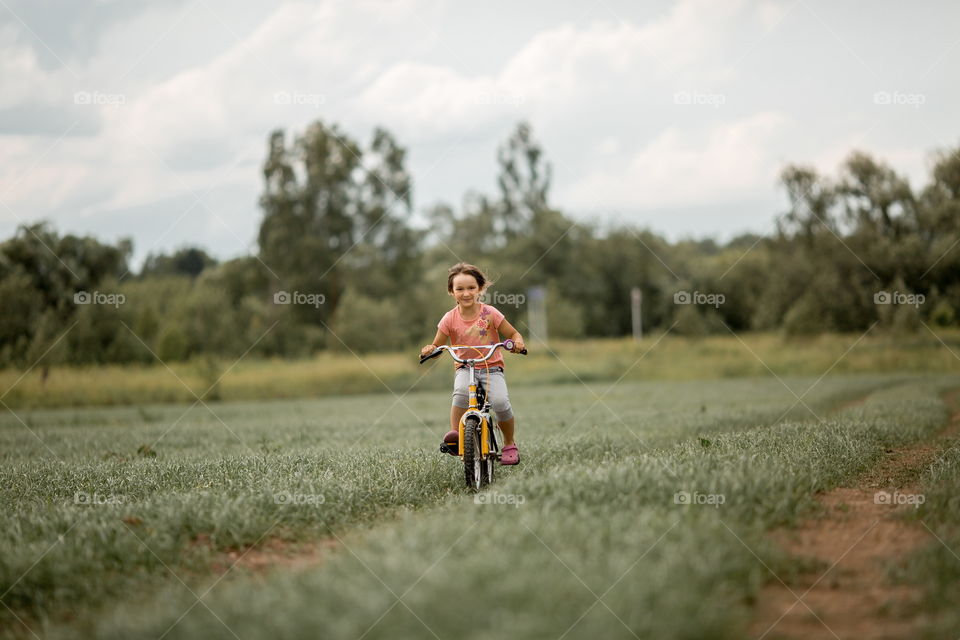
left=450, top=273, right=482, bottom=310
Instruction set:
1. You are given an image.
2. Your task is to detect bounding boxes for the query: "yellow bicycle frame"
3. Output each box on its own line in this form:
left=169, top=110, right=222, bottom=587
left=457, top=378, right=490, bottom=457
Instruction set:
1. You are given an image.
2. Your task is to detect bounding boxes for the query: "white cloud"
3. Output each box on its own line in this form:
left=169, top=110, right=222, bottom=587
left=560, top=112, right=791, bottom=210
left=2, top=2, right=345, bottom=218
left=74, top=0, right=442, bottom=214
left=352, top=0, right=756, bottom=139
left=353, top=62, right=525, bottom=139
left=111, top=3, right=339, bottom=149
left=0, top=26, right=69, bottom=108
left=0, top=0, right=775, bottom=219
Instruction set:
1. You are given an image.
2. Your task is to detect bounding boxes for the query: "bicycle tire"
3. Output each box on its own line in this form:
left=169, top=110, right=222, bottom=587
left=463, top=416, right=482, bottom=491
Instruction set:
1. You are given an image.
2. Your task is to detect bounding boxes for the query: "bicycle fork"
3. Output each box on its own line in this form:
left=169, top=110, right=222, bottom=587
left=458, top=366, right=490, bottom=458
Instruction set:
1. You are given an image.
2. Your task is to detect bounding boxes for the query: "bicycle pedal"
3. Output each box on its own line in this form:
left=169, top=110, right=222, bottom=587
left=439, top=443, right=458, bottom=455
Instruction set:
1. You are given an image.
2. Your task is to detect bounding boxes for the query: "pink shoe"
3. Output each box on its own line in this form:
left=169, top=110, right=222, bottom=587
left=501, top=444, right=519, bottom=465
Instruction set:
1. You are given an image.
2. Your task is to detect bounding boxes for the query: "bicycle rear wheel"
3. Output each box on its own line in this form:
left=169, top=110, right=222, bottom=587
left=462, top=416, right=482, bottom=491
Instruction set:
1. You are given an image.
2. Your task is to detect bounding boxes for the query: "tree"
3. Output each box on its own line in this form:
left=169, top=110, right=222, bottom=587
left=257, top=123, right=422, bottom=330
left=0, top=223, right=130, bottom=368
left=777, top=166, right=837, bottom=242
left=918, top=147, right=960, bottom=282
left=258, top=124, right=362, bottom=325
left=835, top=151, right=916, bottom=239
left=496, top=122, right=552, bottom=240
left=141, top=247, right=218, bottom=278
left=346, top=127, right=421, bottom=298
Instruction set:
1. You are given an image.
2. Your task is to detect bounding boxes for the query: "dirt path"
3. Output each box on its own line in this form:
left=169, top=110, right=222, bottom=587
left=187, top=533, right=338, bottom=576
left=750, top=391, right=960, bottom=640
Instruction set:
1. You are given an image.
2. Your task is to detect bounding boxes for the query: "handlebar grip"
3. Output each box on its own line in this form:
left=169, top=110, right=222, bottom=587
left=503, top=339, right=527, bottom=355
left=419, top=349, right=443, bottom=364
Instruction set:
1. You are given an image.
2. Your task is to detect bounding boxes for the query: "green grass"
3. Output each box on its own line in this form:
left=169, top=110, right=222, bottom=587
left=898, top=425, right=960, bottom=638
left=1, top=372, right=955, bottom=639
left=2, top=330, right=959, bottom=409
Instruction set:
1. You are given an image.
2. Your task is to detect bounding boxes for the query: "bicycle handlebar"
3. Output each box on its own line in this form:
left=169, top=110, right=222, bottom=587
left=419, top=340, right=527, bottom=364
left=419, top=348, right=444, bottom=363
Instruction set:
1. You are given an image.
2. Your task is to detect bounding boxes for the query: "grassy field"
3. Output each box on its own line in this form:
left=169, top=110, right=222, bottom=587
left=2, top=370, right=957, bottom=639
left=903, top=422, right=960, bottom=638
left=2, top=330, right=959, bottom=409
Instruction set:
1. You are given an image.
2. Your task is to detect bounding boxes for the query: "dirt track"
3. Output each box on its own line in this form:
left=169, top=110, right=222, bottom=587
left=750, top=392, right=960, bottom=640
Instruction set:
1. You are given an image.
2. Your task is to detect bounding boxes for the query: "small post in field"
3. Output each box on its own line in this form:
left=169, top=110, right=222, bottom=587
left=631, top=287, right=642, bottom=341
left=527, top=286, right=548, bottom=346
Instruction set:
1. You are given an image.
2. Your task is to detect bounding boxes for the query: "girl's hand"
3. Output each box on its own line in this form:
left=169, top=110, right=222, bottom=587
left=511, top=336, right=525, bottom=353
left=421, top=344, right=438, bottom=356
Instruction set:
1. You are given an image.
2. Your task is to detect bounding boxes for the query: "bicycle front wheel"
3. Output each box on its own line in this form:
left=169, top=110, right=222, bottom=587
left=462, top=416, right=482, bottom=491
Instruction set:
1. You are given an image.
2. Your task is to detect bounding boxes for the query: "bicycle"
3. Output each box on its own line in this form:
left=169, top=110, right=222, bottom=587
left=419, top=339, right=527, bottom=490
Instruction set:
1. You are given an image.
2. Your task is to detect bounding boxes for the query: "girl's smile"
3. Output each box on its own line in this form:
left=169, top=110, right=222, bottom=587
left=450, top=273, right=482, bottom=316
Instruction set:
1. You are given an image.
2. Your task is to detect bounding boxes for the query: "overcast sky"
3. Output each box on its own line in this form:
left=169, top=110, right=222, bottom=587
left=2, top=0, right=958, bottom=267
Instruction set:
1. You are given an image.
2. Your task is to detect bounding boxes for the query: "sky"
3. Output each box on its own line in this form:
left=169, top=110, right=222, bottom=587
left=1, top=0, right=958, bottom=268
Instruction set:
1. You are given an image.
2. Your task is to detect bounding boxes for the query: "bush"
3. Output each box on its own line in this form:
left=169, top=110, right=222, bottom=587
left=329, top=288, right=411, bottom=353
left=783, top=291, right=834, bottom=336
left=930, top=299, right=956, bottom=327
left=546, top=282, right=585, bottom=339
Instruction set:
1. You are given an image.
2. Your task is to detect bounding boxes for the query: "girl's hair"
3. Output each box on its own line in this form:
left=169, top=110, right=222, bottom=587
left=447, top=262, right=492, bottom=292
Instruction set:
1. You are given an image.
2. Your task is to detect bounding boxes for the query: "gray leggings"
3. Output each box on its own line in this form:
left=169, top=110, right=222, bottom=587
left=452, top=367, right=514, bottom=421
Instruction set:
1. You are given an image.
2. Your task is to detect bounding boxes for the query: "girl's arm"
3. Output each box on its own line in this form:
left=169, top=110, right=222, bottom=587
left=497, top=319, right=525, bottom=352
left=421, top=329, right=448, bottom=356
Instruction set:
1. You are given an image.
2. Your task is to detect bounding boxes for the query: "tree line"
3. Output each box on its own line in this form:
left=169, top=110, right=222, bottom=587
left=2, top=121, right=957, bottom=369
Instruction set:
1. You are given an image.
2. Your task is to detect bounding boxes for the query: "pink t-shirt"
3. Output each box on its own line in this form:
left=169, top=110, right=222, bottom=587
left=437, top=304, right=507, bottom=368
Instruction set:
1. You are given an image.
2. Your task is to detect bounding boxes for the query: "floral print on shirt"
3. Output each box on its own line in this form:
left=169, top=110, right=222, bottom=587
left=462, top=306, right=495, bottom=340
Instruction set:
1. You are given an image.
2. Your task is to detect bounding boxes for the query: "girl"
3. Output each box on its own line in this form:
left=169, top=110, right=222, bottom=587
left=421, top=263, right=525, bottom=465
